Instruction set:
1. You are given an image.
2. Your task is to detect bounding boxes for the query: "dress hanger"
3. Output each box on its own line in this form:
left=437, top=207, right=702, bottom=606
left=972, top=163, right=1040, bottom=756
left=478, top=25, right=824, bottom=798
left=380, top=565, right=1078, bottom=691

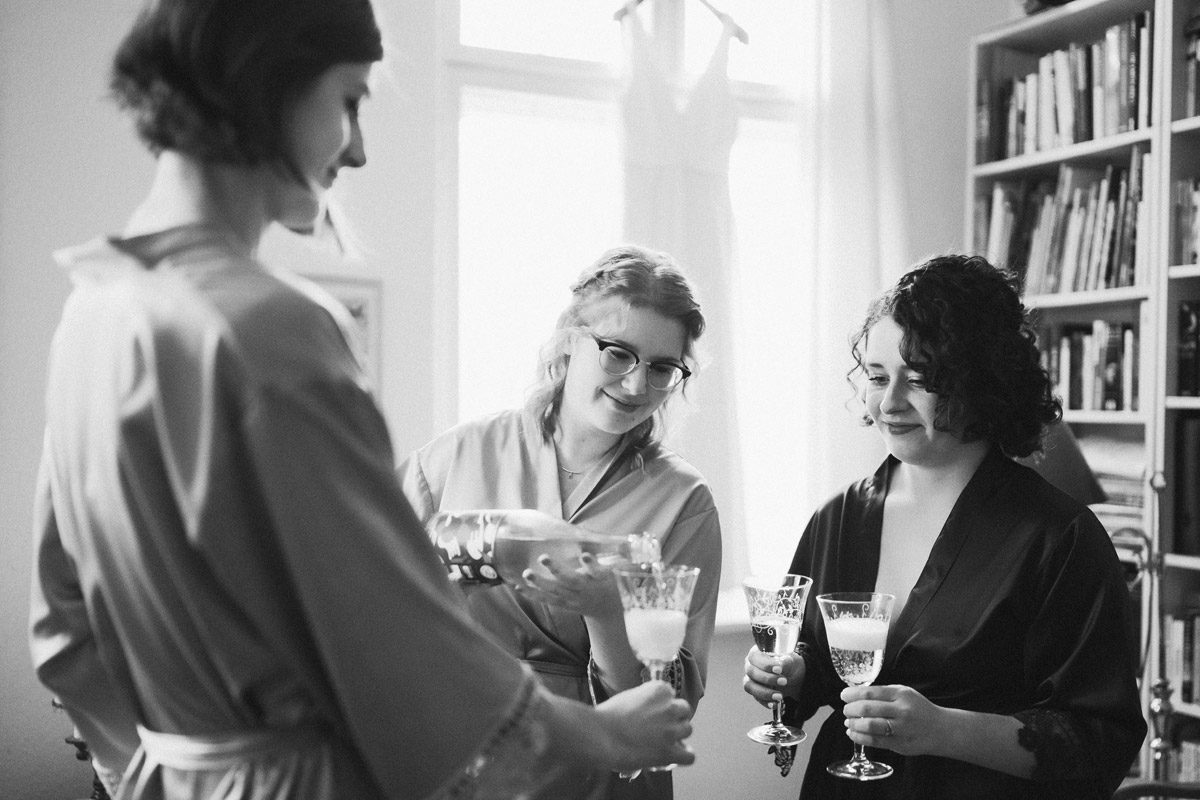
left=613, top=0, right=750, bottom=45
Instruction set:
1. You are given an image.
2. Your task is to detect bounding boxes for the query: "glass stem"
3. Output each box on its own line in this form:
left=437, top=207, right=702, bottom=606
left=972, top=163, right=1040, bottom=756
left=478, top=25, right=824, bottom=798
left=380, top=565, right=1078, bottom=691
left=648, top=662, right=666, bottom=683
left=772, top=697, right=786, bottom=728
left=851, top=743, right=869, bottom=765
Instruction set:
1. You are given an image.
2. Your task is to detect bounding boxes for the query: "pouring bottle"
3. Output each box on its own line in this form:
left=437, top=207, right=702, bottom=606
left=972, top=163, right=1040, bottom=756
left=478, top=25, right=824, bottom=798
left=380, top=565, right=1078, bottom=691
left=425, top=509, right=661, bottom=586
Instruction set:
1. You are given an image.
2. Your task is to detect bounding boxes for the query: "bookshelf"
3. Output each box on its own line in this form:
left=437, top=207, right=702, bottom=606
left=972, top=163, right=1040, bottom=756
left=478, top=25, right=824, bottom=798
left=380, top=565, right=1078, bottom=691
left=968, top=0, right=1163, bottom=780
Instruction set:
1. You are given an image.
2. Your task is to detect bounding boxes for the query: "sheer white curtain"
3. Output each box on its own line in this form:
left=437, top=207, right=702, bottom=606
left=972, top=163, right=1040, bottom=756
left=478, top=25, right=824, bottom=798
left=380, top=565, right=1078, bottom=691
left=793, top=0, right=908, bottom=514
left=619, top=0, right=908, bottom=589
left=620, top=10, right=750, bottom=589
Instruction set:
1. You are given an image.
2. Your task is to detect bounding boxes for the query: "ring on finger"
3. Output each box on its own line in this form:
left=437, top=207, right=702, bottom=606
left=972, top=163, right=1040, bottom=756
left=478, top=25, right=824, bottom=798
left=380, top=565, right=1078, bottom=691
left=884, top=718, right=894, bottom=737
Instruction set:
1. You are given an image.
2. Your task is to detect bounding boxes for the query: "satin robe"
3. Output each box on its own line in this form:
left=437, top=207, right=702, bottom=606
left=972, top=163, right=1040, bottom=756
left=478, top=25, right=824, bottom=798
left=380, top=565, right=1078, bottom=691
left=783, top=449, right=1147, bottom=799
left=399, top=409, right=722, bottom=800
left=29, top=227, right=558, bottom=800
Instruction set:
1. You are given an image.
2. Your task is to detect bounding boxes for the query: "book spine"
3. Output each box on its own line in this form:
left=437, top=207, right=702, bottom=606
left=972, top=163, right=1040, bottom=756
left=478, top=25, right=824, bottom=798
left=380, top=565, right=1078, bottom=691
left=977, top=77, right=991, bottom=163
left=1105, top=25, right=1121, bottom=137
left=1102, top=320, right=1123, bottom=410
left=1177, top=417, right=1200, bottom=557
left=1122, top=325, right=1135, bottom=412
left=1190, top=35, right=1198, bottom=119
left=1137, top=11, right=1151, bottom=130
left=1181, top=300, right=1200, bottom=397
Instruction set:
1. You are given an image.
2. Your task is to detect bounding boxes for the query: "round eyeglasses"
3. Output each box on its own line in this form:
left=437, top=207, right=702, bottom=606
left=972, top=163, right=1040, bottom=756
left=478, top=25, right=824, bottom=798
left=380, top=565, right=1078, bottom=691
left=590, top=335, right=691, bottom=391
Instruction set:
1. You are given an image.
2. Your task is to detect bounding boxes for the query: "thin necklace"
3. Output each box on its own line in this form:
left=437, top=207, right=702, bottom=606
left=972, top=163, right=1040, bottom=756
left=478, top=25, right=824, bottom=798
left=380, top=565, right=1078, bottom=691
left=557, top=440, right=621, bottom=478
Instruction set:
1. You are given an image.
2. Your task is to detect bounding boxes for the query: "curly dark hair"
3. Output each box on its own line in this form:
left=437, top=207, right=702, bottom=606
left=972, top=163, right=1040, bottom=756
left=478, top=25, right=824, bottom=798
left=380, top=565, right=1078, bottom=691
left=110, top=0, right=383, bottom=165
left=848, top=254, right=1062, bottom=458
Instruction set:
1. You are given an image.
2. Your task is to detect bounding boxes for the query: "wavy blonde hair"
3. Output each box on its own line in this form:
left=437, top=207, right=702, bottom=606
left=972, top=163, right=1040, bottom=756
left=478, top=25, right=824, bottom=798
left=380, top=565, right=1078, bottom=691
left=524, top=245, right=705, bottom=449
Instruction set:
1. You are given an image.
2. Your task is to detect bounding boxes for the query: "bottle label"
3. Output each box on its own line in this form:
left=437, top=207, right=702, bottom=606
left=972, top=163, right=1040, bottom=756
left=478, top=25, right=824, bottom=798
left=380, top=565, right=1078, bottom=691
left=427, top=512, right=504, bottom=585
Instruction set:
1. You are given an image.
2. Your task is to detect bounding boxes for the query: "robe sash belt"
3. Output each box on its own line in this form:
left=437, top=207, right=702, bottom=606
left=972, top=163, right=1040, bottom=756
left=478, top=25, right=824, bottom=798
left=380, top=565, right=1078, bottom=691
left=118, top=721, right=329, bottom=798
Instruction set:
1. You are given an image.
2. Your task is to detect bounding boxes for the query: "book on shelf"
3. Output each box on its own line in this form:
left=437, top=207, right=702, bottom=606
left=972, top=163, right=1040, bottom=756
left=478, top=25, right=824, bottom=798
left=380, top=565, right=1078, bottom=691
left=980, top=147, right=1147, bottom=296
left=1165, top=611, right=1200, bottom=704
left=978, top=177, right=1054, bottom=283
left=1075, top=432, right=1145, bottom=517
left=1043, top=321, right=1138, bottom=412
left=1190, top=29, right=1200, bottom=118
left=1181, top=300, right=1199, bottom=397
left=1172, top=178, right=1200, bottom=265
left=1163, top=717, right=1200, bottom=782
left=1122, top=323, right=1137, bottom=412
left=977, top=9, right=1151, bottom=163
left=1178, top=416, right=1200, bottom=557
left=976, top=76, right=992, bottom=165
left=1137, top=11, right=1151, bottom=130
left=1178, top=735, right=1200, bottom=783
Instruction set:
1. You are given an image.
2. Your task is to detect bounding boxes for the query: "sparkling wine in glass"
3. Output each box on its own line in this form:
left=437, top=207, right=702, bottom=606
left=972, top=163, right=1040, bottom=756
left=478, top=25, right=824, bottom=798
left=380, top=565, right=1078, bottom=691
left=614, top=563, right=701, bottom=773
left=742, top=574, right=813, bottom=746
left=816, top=592, right=895, bottom=781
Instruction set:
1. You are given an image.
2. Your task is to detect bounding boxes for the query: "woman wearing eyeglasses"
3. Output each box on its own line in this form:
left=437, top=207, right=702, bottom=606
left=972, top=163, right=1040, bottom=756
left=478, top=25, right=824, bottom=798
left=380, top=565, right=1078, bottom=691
left=398, top=244, right=721, bottom=800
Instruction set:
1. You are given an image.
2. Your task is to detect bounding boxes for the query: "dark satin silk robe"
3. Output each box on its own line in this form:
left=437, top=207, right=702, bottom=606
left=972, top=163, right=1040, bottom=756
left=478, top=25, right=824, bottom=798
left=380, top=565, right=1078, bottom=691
left=784, top=448, right=1146, bottom=799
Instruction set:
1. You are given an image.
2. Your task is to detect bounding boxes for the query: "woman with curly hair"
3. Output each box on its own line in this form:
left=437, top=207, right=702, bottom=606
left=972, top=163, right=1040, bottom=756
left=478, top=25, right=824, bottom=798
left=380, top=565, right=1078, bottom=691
left=743, top=254, right=1145, bottom=799
left=399, top=244, right=722, bottom=800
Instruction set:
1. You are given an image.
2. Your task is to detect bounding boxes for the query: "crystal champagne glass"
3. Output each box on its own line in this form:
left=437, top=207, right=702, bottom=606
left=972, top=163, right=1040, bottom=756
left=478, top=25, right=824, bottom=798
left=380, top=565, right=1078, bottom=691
left=614, top=563, right=701, bottom=773
left=742, top=574, right=813, bottom=746
left=816, top=592, right=895, bottom=781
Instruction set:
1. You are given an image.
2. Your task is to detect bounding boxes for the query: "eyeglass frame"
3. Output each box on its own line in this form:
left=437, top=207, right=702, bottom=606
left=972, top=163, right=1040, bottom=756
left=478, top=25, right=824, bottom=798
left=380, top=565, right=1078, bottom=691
left=587, top=334, right=692, bottom=391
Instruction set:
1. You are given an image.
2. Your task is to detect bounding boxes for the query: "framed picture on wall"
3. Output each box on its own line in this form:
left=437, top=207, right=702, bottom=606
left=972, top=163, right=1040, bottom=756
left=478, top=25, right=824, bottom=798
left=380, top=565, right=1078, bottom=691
left=307, top=275, right=383, bottom=396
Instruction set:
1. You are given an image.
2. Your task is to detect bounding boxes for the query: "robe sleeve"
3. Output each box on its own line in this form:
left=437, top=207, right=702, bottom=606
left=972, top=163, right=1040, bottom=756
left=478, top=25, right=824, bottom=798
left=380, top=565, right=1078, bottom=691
left=1011, top=511, right=1146, bottom=797
left=239, top=377, right=550, bottom=799
left=28, top=442, right=142, bottom=791
left=658, top=501, right=721, bottom=714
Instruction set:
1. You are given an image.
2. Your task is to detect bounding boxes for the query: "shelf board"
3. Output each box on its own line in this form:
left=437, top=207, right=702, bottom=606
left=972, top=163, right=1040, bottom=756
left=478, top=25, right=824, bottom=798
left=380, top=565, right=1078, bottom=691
left=1061, top=409, right=1146, bottom=424
left=1168, top=264, right=1200, bottom=279
left=1165, top=553, right=1200, bottom=571
left=973, top=129, right=1153, bottom=178
left=974, top=0, right=1154, bottom=51
left=1166, top=396, right=1200, bottom=411
left=1093, top=502, right=1146, bottom=517
left=1172, top=116, right=1200, bottom=136
left=1024, top=286, right=1150, bottom=308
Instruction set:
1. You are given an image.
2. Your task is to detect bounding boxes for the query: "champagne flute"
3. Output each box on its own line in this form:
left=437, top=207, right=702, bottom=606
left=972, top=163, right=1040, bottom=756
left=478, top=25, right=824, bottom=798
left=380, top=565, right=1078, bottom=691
left=816, top=592, right=895, bottom=781
left=614, top=563, right=701, bottom=773
left=742, top=574, right=813, bottom=746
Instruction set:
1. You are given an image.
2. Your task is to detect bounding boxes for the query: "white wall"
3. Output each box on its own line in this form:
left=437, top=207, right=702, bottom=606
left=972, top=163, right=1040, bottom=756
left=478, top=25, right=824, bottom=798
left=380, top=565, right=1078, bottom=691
left=0, top=1, right=1013, bottom=797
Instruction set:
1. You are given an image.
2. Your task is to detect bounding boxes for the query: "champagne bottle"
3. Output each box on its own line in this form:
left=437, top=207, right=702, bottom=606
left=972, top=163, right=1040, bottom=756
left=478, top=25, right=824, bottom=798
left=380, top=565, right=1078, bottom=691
left=425, top=509, right=662, bottom=586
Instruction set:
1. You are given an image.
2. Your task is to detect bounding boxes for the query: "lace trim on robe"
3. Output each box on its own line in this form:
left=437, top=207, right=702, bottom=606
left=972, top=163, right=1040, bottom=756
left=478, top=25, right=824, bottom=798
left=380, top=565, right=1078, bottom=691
left=1013, top=707, right=1106, bottom=790
left=439, top=675, right=561, bottom=800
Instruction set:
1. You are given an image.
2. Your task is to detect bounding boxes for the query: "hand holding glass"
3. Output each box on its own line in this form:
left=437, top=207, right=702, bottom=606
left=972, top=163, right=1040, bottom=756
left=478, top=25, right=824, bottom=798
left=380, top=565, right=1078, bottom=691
left=742, top=574, right=813, bottom=746
left=614, top=564, right=701, bottom=773
left=816, top=592, right=895, bottom=781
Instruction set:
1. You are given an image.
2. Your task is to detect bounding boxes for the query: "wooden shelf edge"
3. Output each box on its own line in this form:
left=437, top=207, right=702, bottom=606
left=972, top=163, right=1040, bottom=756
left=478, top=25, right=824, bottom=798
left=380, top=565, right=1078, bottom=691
left=972, top=128, right=1153, bottom=178
left=1165, top=554, right=1200, bottom=571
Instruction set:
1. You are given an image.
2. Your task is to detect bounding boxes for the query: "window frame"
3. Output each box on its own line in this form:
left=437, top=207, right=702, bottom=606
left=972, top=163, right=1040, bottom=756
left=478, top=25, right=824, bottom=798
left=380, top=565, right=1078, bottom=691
left=435, top=3, right=802, bottom=435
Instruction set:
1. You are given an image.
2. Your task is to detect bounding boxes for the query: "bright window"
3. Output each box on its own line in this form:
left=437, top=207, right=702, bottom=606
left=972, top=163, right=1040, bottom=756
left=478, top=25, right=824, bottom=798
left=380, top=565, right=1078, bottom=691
left=444, top=0, right=811, bottom=595
left=457, top=88, right=621, bottom=420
